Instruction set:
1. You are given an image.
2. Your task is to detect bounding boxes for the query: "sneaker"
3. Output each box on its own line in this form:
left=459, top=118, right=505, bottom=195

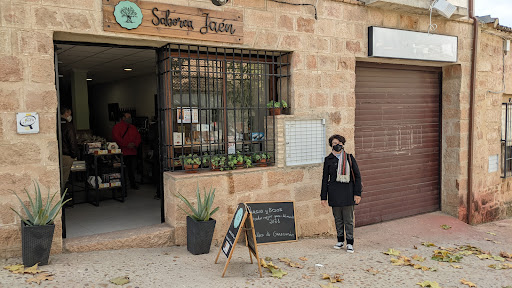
left=346, top=244, right=354, bottom=253
left=333, top=242, right=344, bottom=249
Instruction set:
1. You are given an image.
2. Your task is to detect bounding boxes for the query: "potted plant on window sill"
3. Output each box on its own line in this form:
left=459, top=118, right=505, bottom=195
left=181, top=154, right=201, bottom=173
left=253, top=152, right=271, bottom=167
left=11, top=182, right=71, bottom=266
left=235, top=152, right=244, bottom=169
left=176, top=186, right=219, bottom=255
left=267, top=100, right=288, bottom=116
left=210, top=155, right=225, bottom=171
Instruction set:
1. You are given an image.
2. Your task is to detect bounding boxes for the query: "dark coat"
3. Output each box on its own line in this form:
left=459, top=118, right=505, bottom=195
left=321, top=153, right=362, bottom=207
left=61, top=117, right=78, bottom=158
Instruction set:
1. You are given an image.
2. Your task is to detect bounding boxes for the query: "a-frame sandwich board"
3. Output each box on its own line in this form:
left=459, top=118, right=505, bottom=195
left=215, top=203, right=262, bottom=278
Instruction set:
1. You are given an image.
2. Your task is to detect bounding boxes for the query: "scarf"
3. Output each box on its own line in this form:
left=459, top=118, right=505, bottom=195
left=336, top=150, right=351, bottom=183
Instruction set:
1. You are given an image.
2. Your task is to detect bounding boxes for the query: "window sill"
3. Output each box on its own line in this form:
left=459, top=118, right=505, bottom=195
left=165, top=165, right=277, bottom=180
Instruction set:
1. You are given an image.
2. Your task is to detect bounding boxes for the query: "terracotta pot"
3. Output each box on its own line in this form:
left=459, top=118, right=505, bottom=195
left=269, top=108, right=281, bottom=116
left=211, top=164, right=221, bottom=171
left=256, top=159, right=268, bottom=167
left=184, top=164, right=199, bottom=173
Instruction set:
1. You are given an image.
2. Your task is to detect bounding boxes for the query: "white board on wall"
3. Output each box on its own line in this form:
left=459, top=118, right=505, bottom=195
left=285, top=119, right=326, bottom=166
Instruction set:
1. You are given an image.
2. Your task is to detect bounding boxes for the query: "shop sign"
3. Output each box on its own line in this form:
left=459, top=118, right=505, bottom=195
left=368, top=26, right=458, bottom=62
left=16, top=112, right=39, bottom=134
left=103, top=0, right=243, bottom=44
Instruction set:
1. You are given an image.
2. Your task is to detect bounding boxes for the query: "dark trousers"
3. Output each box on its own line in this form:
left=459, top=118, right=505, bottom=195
left=332, top=205, right=355, bottom=245
left=124, top=155, right=137, bottom=187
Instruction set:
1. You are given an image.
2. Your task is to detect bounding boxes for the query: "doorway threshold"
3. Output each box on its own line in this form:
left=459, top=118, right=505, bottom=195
left=64, top=223, right=174, bottom=253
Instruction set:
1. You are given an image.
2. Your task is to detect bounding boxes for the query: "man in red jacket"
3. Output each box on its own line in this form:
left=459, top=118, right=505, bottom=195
left=112, top=112, right=141, bottom=190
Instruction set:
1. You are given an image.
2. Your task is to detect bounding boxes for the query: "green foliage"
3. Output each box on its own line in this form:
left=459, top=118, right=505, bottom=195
left=175, top=185, right=219, bottom=221
left=236, top=151, right=244, bottom=163
left=180, top=154, right=201, bottom=165
left=210, top=155, right=226, bottom=168
left=10, top=182, right=71, bottom=226
left=244, top=156, right=253, bottom=168
left=431, top=250, right=463, bottom=262
left=252, top=153, right=261, bottom=162
left=267, top=100, right=287, bottom=109
left=202, top=153, right=211, bottom=165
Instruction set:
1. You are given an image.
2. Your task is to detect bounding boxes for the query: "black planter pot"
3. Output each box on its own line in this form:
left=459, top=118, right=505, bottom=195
left=21, top=222, right=55, bottom=266
left=186, top=216, right=216, bottom=255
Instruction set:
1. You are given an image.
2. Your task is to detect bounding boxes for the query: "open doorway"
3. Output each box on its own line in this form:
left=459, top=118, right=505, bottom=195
left=55, top=42, right=162, bottom=238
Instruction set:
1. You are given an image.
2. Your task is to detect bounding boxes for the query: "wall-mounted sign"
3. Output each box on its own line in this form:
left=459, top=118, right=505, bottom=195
left=16, top=112, right=39, bottom=134
left=368, top=26, right=458, bottom=62
left=103, top=0, right=243, bottom=44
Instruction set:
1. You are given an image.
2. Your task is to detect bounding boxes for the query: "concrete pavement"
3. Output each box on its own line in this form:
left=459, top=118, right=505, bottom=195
left=1, top=212, right=511, bottom=287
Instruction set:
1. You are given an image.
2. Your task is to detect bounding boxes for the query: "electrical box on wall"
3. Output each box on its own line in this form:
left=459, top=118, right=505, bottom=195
left=16, top=112, right=40, bottom=134
left=505, top=40, right=511, bottom=54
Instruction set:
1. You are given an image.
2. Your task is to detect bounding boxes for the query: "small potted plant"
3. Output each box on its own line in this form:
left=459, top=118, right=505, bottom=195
left=202, top=153, right=211, bottom=168
left=226, top=155, right=237, bottom=170
left=210, top=155, right=226, bottom=171
left=11, top=182, right=71, bottom=266
left=267, top=100, right=288, bottom=116
left=235, top=151, right=244, bottom=169
left=244, top=155, right=253, bottom=168
left=175, top=185, right=219, bottom=255
left=181, top=154, right=201, bottom=173
left=253, top=152, right=269, bottom=167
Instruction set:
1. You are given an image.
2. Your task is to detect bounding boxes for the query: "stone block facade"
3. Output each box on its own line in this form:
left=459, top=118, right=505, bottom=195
left=0, top=0, right=511, bottom=258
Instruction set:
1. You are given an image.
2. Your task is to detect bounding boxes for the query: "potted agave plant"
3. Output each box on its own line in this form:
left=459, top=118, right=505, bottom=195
left=176, top=185, right=219, bottom=255
left=11, top=182, right=71, bottom=266
left=267, top=100, right=288, bottom=116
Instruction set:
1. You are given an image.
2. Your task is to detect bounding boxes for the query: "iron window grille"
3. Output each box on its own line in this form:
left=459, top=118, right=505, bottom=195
left=501, top=102, right=512, bottom=178
left=158, top=44, right=291, bottom=171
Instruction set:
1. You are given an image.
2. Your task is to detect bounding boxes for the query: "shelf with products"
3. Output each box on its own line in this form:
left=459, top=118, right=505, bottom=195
left=84, top=152, right=126, bottom=207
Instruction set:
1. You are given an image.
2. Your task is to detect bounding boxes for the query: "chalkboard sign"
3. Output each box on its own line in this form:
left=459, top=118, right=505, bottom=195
left=220, top=203, right=246, bottom=258
left=215, top=203, right=262, bottom=278
left=246, top=201, right=297, bottom=244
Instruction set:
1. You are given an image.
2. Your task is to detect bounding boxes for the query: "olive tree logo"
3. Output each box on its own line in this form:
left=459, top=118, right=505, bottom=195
left=114, top=1, right=143, bottom=30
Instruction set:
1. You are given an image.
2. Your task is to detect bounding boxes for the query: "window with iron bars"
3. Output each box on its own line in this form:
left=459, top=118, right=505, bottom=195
left=501, top=102, right=512, bottom=178
left=158, top=45, right=290, bottom=172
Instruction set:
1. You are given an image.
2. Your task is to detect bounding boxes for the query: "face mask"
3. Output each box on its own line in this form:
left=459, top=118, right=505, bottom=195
left=333, top=144, right=343, bottom=152
left=125, top=118, right=132, bottom=124
left=66, top=116, right=72, bottom=122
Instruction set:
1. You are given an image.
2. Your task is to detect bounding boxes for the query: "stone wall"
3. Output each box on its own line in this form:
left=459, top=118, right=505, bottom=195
left=0, top=0, right=496, bottom=258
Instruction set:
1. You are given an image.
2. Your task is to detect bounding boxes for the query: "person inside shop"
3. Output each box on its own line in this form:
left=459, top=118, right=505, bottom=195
left=61, top=106, right=79, bottom=186
left=112, top=112, right=141, bottom=190
left=321, top=134, right=362, bottom=253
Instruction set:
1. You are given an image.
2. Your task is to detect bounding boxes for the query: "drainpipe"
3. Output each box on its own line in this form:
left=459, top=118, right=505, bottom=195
left=467, top=0, right=478, bottom=224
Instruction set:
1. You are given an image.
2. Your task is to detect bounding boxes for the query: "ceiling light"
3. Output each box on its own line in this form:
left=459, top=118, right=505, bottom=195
left=124, top=68, right=133, bottom=71
left=86, top=78, right=92, bottom=81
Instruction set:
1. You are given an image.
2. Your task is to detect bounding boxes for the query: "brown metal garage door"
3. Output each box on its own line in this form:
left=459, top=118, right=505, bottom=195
left=354, top=62, right=441, bottom=227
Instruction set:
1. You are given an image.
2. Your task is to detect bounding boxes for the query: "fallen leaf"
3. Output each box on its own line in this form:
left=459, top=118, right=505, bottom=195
left=289, top=262, right=304, bottom=269
left=460, top=279, right=477, bottom=287
left=487, top=232, right=497, bottom=236
left=299, top=257, right=308, bottom=261
left=441, top=224, right=451, bottom=230
left=173, top=256, right=179, bottom=258
left=302, top=274, right=311, bottom=279
left=414, top=245, right=418, bottom=249
left=110, top=276, right=130, bottom=285
left=383, top=248, right=401, bottom=256
left=260, top=258, right=268, bottom=268
left=322, top=273, right=343, bottom=283
left=417, top=280, right=441, bottom=288
left=3, top=264, right=24, bottom=273
left=413, top=255, right=426, bottom=262
left=432, top=250, right=462, bottom=262
left=279, top=257, right=291, bottom=264
left=264, top=256, right=272, bottom=261
left=429, top=267, right=438, bottom=272
left=26, top=273, right=53, bottom=285
left=422, top=242, right=436, bottom=247
left=365, top=268, right=380, bottom=275
left=23, top=264, right=42, bottom=275
left=268, top=266, right=287, bottom=279
left=477, top=254, right=492, bottom=260
left=493, top=255, right=506, bottom=262
left=500, top=252, right=512, bottom=259
left=488, top=263, right=512, bottom=270
left=451, top=264, right=463, bottom=269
